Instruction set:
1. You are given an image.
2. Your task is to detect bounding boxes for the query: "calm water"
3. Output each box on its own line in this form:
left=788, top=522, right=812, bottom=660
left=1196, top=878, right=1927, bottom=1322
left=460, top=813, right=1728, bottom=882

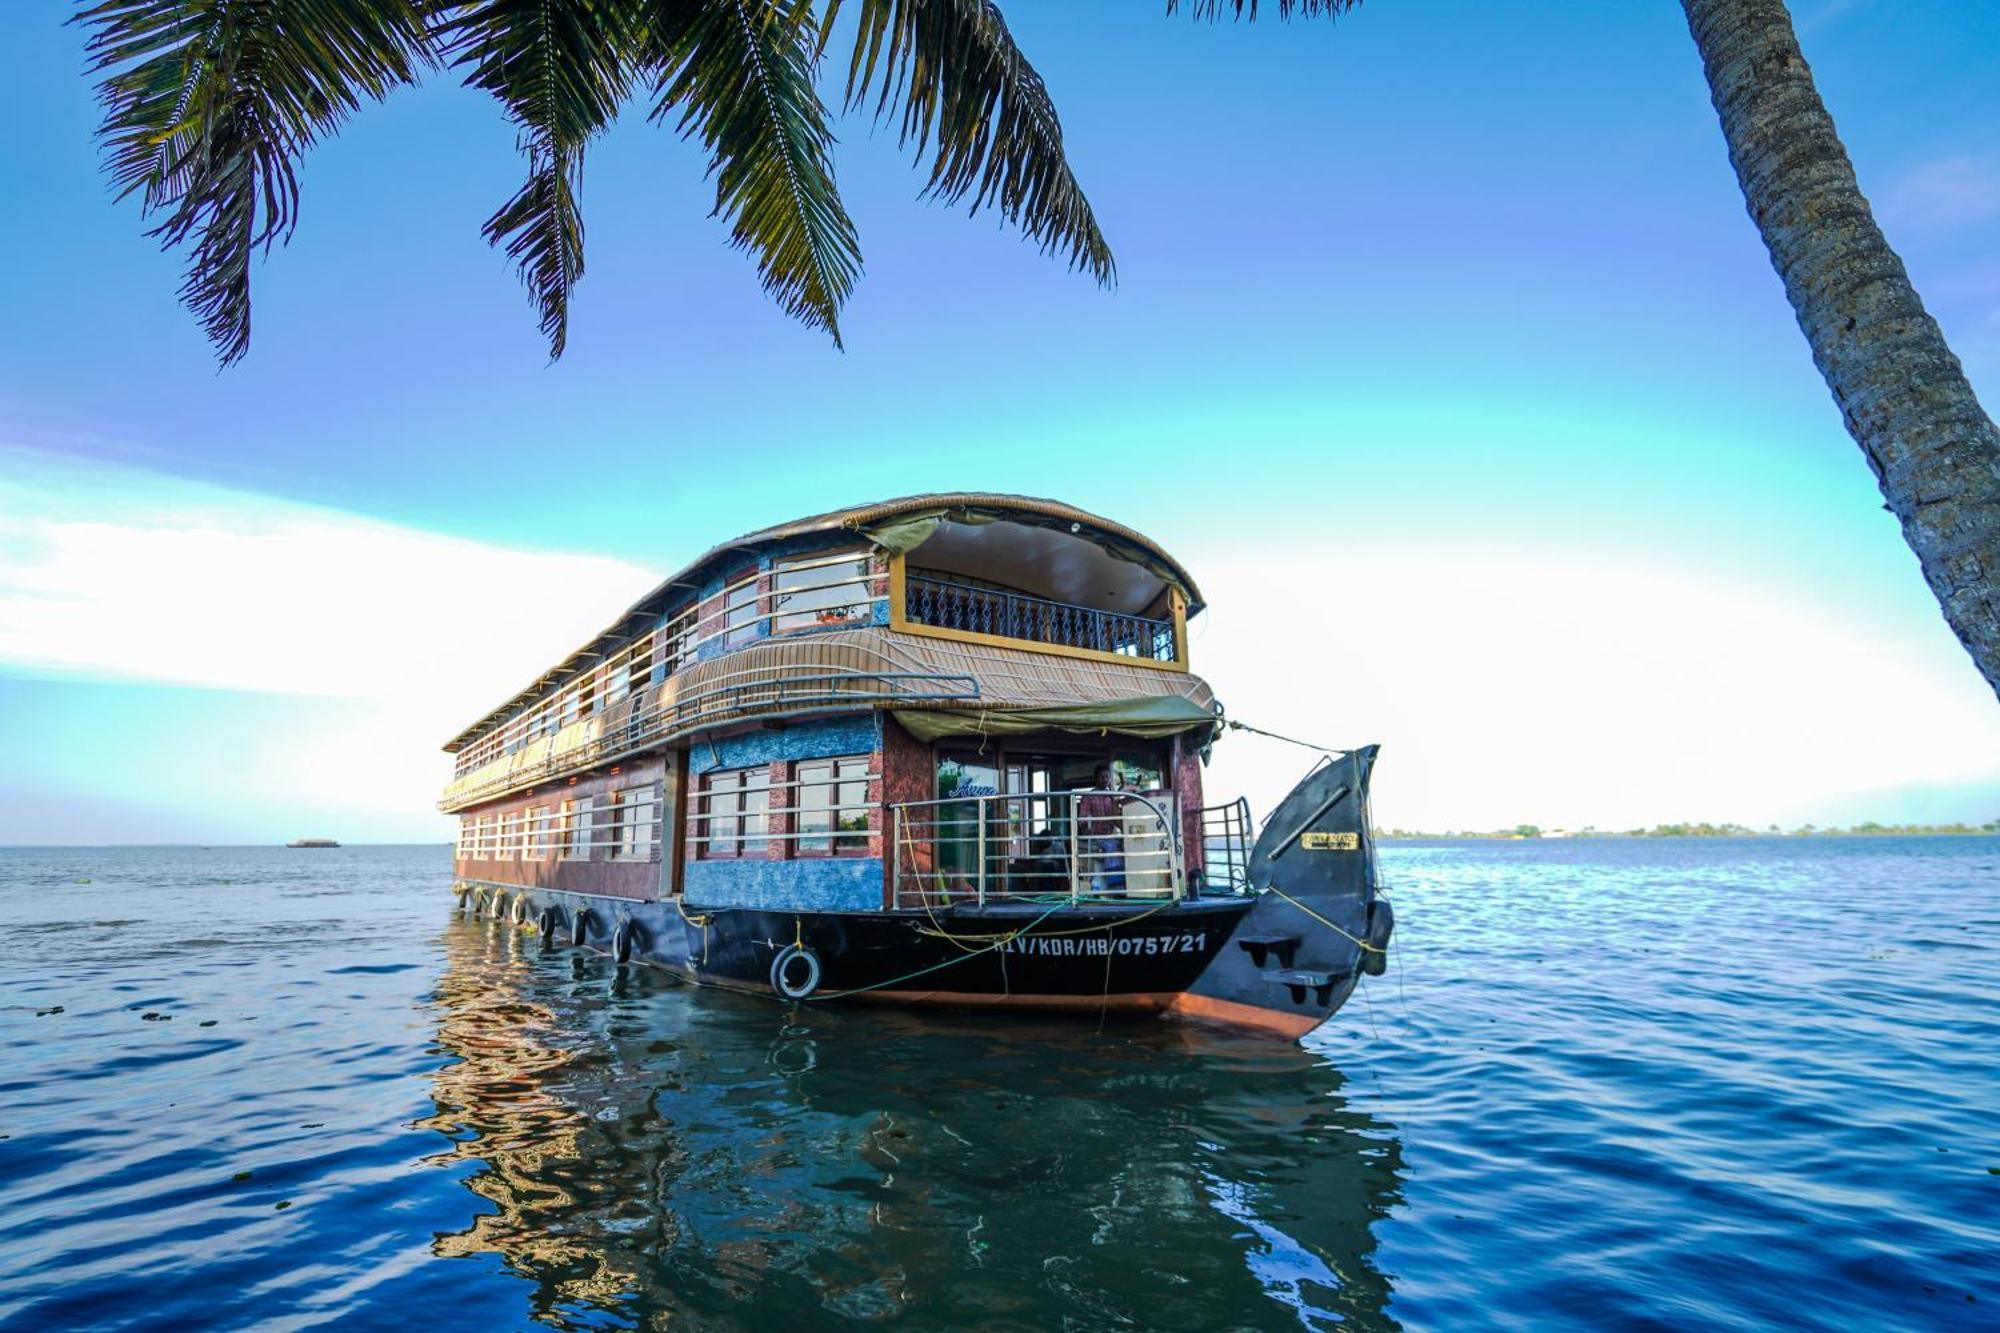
left=1, top=839, right=1994, bottom=1330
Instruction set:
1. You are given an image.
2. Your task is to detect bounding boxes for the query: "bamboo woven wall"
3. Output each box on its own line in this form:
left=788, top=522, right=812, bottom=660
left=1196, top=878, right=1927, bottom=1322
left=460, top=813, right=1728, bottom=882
left=439, top=627, right=1213, bottom=813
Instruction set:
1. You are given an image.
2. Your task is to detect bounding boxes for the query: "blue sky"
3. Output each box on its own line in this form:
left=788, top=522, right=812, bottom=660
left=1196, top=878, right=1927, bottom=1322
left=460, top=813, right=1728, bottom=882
left=3, top=0, right=1999, bottom=842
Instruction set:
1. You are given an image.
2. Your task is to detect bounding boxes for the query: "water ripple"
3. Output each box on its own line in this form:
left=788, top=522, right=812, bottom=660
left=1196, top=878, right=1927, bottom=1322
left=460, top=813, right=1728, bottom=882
left=0, top=840, right=1995, bottom=1329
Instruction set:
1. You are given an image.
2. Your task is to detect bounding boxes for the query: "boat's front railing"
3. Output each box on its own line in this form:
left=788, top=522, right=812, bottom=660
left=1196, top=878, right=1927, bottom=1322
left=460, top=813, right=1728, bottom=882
left=888, top=789, right=1183, bottom=908
left=1197, top=797, right=1255, bottom=895
left=904, top=570, right=1178, bottom=662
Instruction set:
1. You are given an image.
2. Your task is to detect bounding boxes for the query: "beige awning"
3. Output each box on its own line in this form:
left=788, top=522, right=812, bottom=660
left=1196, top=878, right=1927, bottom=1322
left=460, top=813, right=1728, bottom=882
left=893, top=694, right=1219, bottom=743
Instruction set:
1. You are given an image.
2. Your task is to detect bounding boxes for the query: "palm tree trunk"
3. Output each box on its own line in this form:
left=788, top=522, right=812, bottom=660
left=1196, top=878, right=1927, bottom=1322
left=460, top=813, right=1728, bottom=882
left=1682, top=0, right=2000, bottom=700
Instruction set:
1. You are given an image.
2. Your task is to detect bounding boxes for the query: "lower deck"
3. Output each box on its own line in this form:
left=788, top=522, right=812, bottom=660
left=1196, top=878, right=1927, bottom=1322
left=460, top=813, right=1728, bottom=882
left=450, top=712, right=1249, bottom=917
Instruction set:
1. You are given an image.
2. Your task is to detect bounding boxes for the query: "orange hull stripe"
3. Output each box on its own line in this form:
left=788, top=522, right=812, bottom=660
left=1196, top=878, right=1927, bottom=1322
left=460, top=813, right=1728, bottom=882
left=850, top=989, right=1179, bottom=1013
left=1166, top=992, right=1322, bottom=1039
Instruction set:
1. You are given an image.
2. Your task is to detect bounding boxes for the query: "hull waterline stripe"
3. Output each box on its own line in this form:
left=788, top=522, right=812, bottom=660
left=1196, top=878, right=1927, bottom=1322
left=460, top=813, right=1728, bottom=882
left=1167, top=992, right=1323, bottom=1040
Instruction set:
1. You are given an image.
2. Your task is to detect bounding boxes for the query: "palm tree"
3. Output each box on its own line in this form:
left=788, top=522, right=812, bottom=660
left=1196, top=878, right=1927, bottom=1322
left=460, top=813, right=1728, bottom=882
left=1176, top=0, right=2000, bottom=695
left=73, top=1, right=2000, bottom=698
left=74, top=0, right=1110, bottom=361
left=1679, top=0, right=2000, bottom=700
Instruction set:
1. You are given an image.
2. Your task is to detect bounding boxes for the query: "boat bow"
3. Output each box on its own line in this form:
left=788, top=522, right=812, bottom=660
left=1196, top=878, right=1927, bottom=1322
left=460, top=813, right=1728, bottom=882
left=1174, top=745, right=1390, bottom=1040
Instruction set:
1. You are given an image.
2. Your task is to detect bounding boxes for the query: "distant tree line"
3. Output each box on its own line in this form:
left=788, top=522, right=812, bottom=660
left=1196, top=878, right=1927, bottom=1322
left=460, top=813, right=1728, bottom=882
left=1380, top=819, right=2000, bottom=840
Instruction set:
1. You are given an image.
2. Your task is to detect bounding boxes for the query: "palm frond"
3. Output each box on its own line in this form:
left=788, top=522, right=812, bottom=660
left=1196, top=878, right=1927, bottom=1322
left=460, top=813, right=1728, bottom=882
left=830, top=0, right=1111, bottom=284
left=651, top=0, right=860, bottom=346
left=1165, top=1, right=1362, bottom=18
left=439, top=0, right=640, bottom=358
left=76, top=0, right=431, bottom=364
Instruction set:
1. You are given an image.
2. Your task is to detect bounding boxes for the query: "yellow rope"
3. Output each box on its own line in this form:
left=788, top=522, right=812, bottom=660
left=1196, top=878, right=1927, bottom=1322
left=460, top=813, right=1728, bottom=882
left=673, top=897, right=711, bottom=966
left=1267, top=885, right=1386, bottom=954
left=913, top=897, right=1175, bottom=944
left=902, top=815, right=1007, bottom=953
left=898, top=807, right=1183, bottom=948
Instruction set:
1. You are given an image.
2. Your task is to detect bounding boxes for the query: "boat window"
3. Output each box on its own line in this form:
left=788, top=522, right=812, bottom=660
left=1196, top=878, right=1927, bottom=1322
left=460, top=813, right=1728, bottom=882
left=627, top=645, right=656, bottom=696
left=658, top=605, right=696, bottom=674
left=697, top=767, right=769, bottom=858
left=525, top=806, right=552, bottom=858
left=561, top=798, right=594, bottom=860
left=772, top=551, right=873, bottom=634
left=1112, top=753, right=1165, bottom=793
left=796, top=757, right=873, bottom=856
left=608, top=785, right=659, bottom=861
left=723, top=572, right=761, bottom=650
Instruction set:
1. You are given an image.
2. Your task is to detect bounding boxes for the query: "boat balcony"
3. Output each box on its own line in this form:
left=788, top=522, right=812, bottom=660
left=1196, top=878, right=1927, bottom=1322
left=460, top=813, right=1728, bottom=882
left=890, top=788, right=1196, bottom=907
left=902, top=570, right=1179, bottom=664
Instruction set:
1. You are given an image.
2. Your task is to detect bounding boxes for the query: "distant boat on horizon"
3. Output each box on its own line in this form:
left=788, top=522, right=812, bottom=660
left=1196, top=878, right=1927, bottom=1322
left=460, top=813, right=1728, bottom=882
left=286, top=838, right=340, bottom=849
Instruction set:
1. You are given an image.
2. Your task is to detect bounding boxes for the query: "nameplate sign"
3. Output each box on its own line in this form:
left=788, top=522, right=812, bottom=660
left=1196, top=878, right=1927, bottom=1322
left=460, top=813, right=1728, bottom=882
left=1300, top=831, right=1359, bottom=851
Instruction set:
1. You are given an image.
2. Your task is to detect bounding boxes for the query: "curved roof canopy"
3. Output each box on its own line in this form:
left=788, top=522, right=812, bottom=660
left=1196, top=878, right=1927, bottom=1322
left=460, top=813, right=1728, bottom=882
left=444, top=493, right=1202, bottom=753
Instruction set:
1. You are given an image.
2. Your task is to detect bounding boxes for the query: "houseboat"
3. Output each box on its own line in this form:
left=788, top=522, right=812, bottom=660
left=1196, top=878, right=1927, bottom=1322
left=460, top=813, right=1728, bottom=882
left=442, top=494, right=1392, bottom=1040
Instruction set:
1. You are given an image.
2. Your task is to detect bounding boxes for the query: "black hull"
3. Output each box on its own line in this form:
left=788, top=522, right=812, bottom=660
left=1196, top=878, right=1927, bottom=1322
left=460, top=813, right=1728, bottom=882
left=458, top=884, right=1353, bottom=1039
left=455, top=747, right=1392, bottom=1042
left=461, top=887, right=1250, bottom=1007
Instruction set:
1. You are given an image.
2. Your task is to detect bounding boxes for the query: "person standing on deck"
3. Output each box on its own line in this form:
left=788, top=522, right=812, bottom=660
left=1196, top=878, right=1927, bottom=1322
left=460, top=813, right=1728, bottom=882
left=1078, top=765, right=1126, bottom=894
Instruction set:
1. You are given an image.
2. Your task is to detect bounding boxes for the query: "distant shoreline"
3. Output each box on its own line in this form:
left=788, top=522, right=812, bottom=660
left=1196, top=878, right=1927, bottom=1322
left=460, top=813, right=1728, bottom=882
left=1381, top=824, right=1999, bottom=841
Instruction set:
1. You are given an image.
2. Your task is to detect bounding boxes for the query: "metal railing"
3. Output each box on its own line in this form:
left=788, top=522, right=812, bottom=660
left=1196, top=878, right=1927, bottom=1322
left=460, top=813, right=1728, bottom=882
left=904, top=571, right=1177, bottom=662
left=1198, top=798, right=1254, bottom=895
left=889, top=789, right=1183, bottom=907
left=440, top=666, right=976, bottom=812
left=451, top=550, right=887, bottom=776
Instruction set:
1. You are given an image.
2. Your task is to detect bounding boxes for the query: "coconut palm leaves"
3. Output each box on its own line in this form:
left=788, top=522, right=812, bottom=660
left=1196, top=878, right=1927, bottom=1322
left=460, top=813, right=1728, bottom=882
left=74, top=0, right=1111, bottom=362
left=654, top=0, right=860, bottom=346
left=77, top=0, right=432, bottom=364
left=835, top=0, right=1111, bottom=283
left=441, top=0, right=637, bottom=357
left=1164, top=1, right=1359, bottom=16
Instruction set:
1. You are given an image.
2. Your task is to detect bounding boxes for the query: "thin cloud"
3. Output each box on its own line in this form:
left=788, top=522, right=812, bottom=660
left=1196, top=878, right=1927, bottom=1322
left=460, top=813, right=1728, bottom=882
left=3, top=447, right=1996, bottom=837
left=1879, top=154, right=2000, bottom=236
left=1186, top=539, right=2000, bottom=831
left=0, top=445, right=656, bottom=705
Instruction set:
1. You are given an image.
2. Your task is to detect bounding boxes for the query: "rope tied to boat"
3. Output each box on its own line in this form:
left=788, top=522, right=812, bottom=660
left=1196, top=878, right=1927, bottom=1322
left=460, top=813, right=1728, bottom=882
left=1222, top=717, right=1350, bottom=755
left=914, top=897, right=1174, bottom=944
left=806, top=903, right=1065, bottom=1001
left=1266, top=884, right=1387, bottom=954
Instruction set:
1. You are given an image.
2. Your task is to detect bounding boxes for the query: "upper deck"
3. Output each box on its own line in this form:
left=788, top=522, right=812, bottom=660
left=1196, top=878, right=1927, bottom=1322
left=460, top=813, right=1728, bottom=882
left=438, top=494, right=1215, bottom=813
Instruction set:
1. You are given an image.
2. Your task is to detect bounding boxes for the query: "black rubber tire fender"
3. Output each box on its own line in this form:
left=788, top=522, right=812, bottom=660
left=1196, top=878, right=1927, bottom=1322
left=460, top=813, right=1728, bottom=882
left=571, top=908, right=593, bottom=948
left=1362, top=897, right=1394, bottom=977
left=770, top=943, right=822, bottom=1000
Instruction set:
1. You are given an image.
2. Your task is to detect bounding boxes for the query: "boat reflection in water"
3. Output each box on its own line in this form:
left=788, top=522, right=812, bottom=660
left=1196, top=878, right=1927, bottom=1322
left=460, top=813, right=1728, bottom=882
left=423, top=912, right=1406, bottom=1329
